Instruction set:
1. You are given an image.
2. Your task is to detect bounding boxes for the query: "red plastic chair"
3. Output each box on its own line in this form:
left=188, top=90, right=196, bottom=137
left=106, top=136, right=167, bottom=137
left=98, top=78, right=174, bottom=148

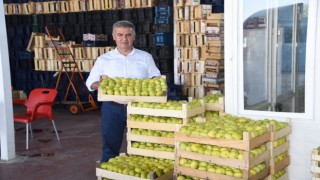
left=13, top=88, right=60, bottom=150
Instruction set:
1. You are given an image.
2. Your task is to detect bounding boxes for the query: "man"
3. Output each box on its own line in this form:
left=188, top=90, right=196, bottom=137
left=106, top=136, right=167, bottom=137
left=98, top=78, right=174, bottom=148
left=86, top=20, right=161, bottom=162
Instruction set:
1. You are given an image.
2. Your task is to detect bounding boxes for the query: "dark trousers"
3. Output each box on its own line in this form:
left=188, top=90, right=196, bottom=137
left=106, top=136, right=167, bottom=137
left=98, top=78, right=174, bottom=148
left=101, top=102, right=127, bottom=162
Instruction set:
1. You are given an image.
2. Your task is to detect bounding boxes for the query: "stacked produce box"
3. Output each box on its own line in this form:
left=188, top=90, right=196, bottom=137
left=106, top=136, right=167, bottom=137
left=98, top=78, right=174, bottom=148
left=311, top=147, right=320, bottom=180
left=175, top=2, right=210, bottom=98
left=266, top=121, right=291, bottom=180
left=202, top=13, right=224, bottom=93
left=96, top=76, right=204, bottom=179
left=28, top=32, right=114, bottom=72
left=174, top=115, right=291, bottom=180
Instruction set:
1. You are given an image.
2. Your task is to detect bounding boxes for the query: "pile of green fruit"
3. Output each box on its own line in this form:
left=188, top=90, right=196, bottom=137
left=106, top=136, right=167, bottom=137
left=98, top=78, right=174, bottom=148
left=179, top=115, right=289, bottom=140
left=179, top=142, right=267, bottom=159
left=205, top=111, right=219, bottom=118
left=100, top=155, right=173, bottom=179
left=131, top=99, right=202, bottom=110
left=203, top=93, right=224, bottom=103
left=100, top=77, right=167, bottom=96
left=131, top=128, right=174, bottom=138
left=176, top=174, right=205, bottom=180
left=130, top=114, right=183, bottom=124
left=178, top=158, right=267, bottom=177
left=187, top=115, right=204, bottom=123
left=131, top=142, right=174, bottom=152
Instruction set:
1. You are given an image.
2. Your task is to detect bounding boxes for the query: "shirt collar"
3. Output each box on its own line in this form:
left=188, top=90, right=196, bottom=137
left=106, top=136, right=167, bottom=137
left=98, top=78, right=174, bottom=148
left=114, top=47, right=136, bottom=56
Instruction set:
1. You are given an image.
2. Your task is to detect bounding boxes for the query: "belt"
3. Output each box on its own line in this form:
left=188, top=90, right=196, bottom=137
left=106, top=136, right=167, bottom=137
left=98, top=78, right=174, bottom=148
left=108, top=101, right=127, bottom=108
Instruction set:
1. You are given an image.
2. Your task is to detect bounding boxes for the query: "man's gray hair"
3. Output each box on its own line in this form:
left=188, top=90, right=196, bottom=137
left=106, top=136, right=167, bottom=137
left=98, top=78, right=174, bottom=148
left=112, top=20, right=136, bottom=36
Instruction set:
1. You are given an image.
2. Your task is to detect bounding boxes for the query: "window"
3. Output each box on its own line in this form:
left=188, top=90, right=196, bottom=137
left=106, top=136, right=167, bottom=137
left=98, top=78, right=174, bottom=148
left=242, top=0, right=309, bottom=113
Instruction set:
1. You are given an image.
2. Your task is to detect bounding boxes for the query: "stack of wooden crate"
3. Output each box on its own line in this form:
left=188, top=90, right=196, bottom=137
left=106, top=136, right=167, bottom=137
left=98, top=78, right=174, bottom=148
left=4, top=0, right=156, bottom=15
left=266, top=123, right=291, bottom=179
left=126, top=100, right=205, bottom=160
left=28, top=33, right=114, bottom=72
left=311, top=147, right=320, bottom=180
left=174, top=127, right=271, bottom=179
left=202, top=13, right=225, bottom=93
left=175, top=1, right=212, bottom=98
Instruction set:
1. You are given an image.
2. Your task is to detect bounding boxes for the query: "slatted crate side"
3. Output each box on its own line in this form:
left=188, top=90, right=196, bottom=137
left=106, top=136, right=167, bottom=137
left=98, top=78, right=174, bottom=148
left=96, top=161, right=174, bottom=180
left=127, top=119, right=182, bottom=132
left=205, top=96, right=224, bottom=111
left=127, top=132, right=175, bottom=145
left=175, top=131, right=270, bottom=151
left=270, top=141, right=289, bottom=158
left=98, top=88, right=167, bottom=103
left=264, top=167, right=289, bottom=180
left=311, top=149, right=320, bottom=176
left=175, top=142, right=270, bottom=170
left=270, top=155, right=290, bottom=175
left=174, top=161, right=270, bottom=180
left=127, top=145, right=175, bottom=160
left=270, top=126, right=291, bottom=142
left=127, top=102, right=205, bottom=118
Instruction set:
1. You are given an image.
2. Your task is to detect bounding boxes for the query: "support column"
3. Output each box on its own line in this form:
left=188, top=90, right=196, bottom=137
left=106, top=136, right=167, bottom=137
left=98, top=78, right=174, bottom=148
left=0, top=1, right=16, bottom=161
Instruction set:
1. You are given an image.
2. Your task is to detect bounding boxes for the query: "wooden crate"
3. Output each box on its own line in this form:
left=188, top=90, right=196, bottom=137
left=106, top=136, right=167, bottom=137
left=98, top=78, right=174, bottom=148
left=192, top=61, right=205, bottom=74
left=175, top=131, right=270, bottom=151
left=127, top=101, right=205, bottom=119
left=127, top=120, right=182, bottom=132
left=182, top=86, right=205, bottom=98
left=96, top=161, right=173, bottom=180
left=175, top=164, right=269, bottom=180
left=98, top=89, right=167, bottom=103
left=264, top=168, right=288, bottom=180
left=190, top=5, right=212, bottom=20
left=191, top=33, right=206, bottom=47
left=34, top=59, right=47, bottom=71
left=205, top=96, right=224, bottom=111
left=175, top=143, right=270, bottom=170
left=127, top=145, right=175, bottom=160
left=311, top=149, right=320, bottom=178
left=207, top=13, right=224, bottom=20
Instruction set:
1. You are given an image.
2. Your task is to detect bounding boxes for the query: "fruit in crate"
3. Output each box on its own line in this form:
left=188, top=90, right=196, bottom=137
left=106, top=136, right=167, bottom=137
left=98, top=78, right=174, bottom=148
left=275, top=151, right=288, bottom=163
left=249, top=162, right=267, bottom=176
left=273, top=169, right=286, bottom=179
left=273, top=136, right=287, bottom=148
left=131, top=141, right=174, bottom=152
left=203, top=93, right=224, bottom=103
left=131, top=128, right=174, bottom=138
left=205, top=111, right=219, bottom=118
left=179, top=115, right=269, bottom=140
left=130, top=114, right=183, bottom=124
left=100, top=155, right=173, bottom=178
left=179, top=158, right=244, bottom=178
left=259, top=119, right=289, bottom=131
left=179, top=142, right=267, bottom=159
left=100, top=77, right=167, bottom=96
left=131, top=99, right=202, bottom=110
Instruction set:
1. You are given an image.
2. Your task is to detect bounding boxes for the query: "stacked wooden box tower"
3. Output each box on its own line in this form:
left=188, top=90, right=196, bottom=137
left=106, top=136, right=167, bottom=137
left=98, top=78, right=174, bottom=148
left=175, top=0, right=224, bottom=98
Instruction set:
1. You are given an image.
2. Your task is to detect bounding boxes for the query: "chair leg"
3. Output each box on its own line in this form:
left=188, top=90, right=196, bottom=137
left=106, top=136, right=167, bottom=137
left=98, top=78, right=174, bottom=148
left=26, top=124, right=29, bottom=150
left=29, top=123, right=33, bottom=138
left=51, top=120, right=60, bottom=141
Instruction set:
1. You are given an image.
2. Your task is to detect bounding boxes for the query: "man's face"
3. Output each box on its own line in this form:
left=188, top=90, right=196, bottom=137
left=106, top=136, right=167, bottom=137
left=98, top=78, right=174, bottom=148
left=112, top=27, right=135, bottom=51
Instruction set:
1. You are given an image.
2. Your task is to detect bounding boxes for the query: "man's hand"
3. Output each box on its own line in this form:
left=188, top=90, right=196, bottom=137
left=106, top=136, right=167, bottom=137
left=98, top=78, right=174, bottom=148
left=90, top=81, right=100, bottom=90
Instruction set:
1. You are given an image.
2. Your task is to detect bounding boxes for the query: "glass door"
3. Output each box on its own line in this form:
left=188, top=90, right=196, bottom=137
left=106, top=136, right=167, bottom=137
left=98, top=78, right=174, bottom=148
left=242, top=0, right=309, bottom=113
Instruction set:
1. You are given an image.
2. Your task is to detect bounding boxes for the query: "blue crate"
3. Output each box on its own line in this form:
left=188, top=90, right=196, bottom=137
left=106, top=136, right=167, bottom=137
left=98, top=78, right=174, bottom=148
left=11, top=37, right=24, bottom=48
left=6, top=26, right=15, bottom=37
left=155, top=6, right=172, bottom=14
left=155, top=32, right=173, bottom=46
left=154, top=17, right=173, bottom=24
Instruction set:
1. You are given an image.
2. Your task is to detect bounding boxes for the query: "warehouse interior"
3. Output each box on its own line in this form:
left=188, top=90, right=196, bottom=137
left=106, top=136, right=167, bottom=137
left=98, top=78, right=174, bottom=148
left=1, top=0, right=320, bottom=180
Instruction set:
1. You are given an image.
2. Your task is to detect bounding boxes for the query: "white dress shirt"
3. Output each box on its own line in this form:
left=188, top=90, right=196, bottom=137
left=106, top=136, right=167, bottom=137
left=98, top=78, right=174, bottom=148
left=86, top=48, right=161, bottom=91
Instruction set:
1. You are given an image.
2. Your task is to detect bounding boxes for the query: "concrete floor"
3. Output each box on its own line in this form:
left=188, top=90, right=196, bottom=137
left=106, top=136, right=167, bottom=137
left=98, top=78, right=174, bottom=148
left=0, top=105, right=127, bottom=180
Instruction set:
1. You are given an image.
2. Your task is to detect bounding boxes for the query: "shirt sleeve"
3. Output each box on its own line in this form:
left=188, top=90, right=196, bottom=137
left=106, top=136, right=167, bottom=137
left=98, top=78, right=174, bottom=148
left=86, top=57, right=104, bottom=91
left=146, top=53, right=161, bottom=78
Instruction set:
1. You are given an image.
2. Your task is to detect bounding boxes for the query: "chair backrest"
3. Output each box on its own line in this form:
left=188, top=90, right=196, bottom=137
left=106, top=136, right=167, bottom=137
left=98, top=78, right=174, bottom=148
left=25, top=88, right=57, bottom=120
